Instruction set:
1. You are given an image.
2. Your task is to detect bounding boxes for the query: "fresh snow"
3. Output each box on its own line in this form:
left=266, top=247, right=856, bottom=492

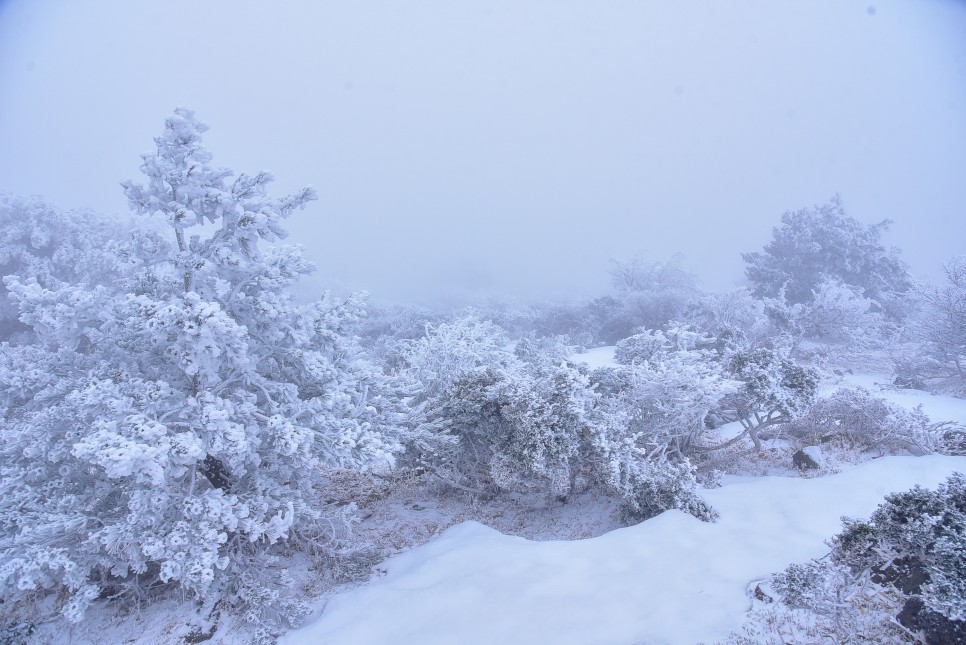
left=281, top=369, right=966, bottom=645
left=572, top=345, right=617, bottom=370
left=840, top=371, right=966, bottom=423
left=287, top=454, right=966, bottom=644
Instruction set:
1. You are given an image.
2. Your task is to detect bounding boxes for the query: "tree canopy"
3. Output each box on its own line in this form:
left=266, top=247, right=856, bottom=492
left=743, top=196, right=912, bottom=308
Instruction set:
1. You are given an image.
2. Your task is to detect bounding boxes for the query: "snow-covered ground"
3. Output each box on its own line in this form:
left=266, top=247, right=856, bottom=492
left=284, top=454, right=966, bottom=645
left=572, top=344, right=617, bottom=370
left=281, top=360, right=966, bottom=645
left=839, top=371, right=966, bottom=424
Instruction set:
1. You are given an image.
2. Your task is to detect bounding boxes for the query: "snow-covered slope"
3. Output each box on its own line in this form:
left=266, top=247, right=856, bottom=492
left=285, top=454, right=966, bottom=645
left=839, top=371, right=966, bottom=423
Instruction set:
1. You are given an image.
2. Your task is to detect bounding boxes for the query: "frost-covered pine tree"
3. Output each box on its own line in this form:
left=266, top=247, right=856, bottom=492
left=0, top=109, right=410, bottom=627
left=742, top=196, right=912, bottom=314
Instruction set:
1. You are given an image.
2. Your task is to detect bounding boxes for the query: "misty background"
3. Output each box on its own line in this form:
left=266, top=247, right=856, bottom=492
left=1, top=0, right=964, bottom=305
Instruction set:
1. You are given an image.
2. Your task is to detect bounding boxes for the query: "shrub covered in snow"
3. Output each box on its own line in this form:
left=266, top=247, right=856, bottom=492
left=762, top=278, right=897, bottom=351
left=786, top=387, right=938, bottom=456
left=831, top=474, right=966, bottom=627
left=747, top=473, right=966, bottom=643
left=405, top=320, right=592, bottom=495
left=597, top=353, right=737, bottom=460
left=613, top=325, right=715, bottom=366
left=0, top=193, right=131, bottom=342
left=404, top=318, right=718, bottom=521
left=602, top=254, right=701, bottom=341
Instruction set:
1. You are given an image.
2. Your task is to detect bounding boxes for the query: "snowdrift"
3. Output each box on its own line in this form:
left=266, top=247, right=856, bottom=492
left=287, top=454, right=966, bottom=645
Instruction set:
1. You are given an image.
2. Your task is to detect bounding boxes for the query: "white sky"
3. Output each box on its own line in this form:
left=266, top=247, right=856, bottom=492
left=1, top=0, right=964, bottom=304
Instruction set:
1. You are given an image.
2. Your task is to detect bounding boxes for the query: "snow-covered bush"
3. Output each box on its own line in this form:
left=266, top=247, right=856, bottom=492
left=405, top=319, right=593, bottom=496
left=0, top=110, right=416, bottom=629
left=613, top=327, right=820, bottom=458
left=580, top=375, right=718, bottom=522
left=614, top=325, right=714, bottom=366
left=800, top=279, right=891, bottom=343
left=786, top=387, right=938, bottom=456
left=832, top=474, right=966, bottom=626
left=684, top=288, right=773, bottom=351
left=525, top=300, right=602, bottom=347
left=587, top=341, right=729, bottom=521
left=0, top=193, right=130, bottom=342
left=760, top=279, right=895, bottom=353
left=891, top=345, right=945, bottom=391
left=405, top=318, right=718, bottom=520
left=357, top=303, right=451, bottom=374
left=752, top=474, right=966, bottom=643
left=736, top=559, right=914, bottom=644
left=600, top=345, right=737, bottom=460
left=613, top=458, right=716, bottom=524
left=488, top=358, right=595, bottom=495
left=405, top=317, right=511, bottom=399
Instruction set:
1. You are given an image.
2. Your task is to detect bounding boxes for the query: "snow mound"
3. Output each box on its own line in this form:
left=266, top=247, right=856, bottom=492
left=570, top=345, right=617, bottom=370
left=286, top=454, right=966, bottom=645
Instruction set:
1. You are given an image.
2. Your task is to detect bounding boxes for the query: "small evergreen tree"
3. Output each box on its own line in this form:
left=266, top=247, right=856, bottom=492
left=0, top=109, right=411, bottom=628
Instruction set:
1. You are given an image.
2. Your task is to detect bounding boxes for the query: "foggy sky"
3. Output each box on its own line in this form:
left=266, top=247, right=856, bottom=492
left=1, top=0, right=964, bottom=305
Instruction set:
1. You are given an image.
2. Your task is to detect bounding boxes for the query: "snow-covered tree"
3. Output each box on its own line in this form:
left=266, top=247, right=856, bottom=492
left=0, top=109, right=412, bottom=628
left=718, top=348, right=819, bottom=451
left=914, top=258, right=966, bottom=381
left=743, top=196, right=912, bottom=312
left=603, top=253, right=701, bottom=340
